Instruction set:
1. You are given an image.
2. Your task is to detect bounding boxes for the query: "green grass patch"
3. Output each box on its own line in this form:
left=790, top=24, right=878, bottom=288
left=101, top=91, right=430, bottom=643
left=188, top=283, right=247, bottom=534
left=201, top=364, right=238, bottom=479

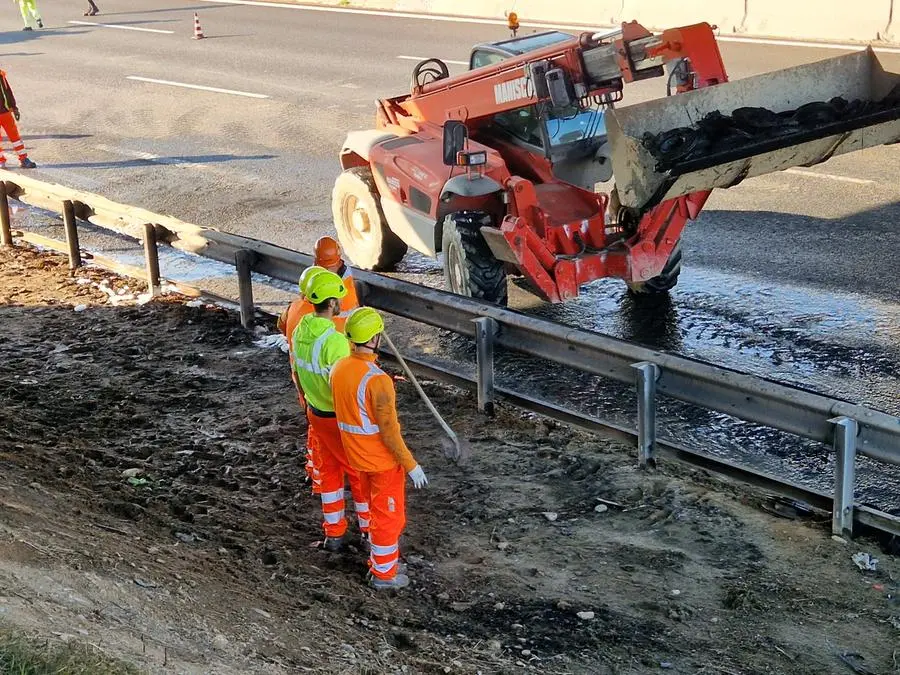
left=0, top=629, right=142, bottom=675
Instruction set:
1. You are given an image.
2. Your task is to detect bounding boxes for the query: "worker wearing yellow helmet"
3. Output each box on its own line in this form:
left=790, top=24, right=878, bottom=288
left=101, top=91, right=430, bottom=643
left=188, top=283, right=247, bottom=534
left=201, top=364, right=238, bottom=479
left=331, top=307, right=428, bottom=590
left=276, top=265, right=329, bottom=492
left=293, top=271, right=370, bottom=551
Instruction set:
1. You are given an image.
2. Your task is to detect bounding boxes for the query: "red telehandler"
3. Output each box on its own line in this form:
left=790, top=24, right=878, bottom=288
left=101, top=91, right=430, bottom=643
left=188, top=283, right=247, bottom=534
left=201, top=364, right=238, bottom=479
left=332, top=22, right=900, bottom=305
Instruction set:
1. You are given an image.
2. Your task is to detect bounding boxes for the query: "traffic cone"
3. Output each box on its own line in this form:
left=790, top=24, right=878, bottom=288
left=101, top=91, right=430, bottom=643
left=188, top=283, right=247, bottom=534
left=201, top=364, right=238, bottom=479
left=193, top=13, right=205, bottom=40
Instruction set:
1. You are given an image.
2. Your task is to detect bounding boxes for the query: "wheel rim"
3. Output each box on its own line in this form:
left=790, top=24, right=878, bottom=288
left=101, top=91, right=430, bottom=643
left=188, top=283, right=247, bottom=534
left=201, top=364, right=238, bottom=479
left=446, top=241, right=469, bottom=296
left=342, top=195, right=372, bottom=245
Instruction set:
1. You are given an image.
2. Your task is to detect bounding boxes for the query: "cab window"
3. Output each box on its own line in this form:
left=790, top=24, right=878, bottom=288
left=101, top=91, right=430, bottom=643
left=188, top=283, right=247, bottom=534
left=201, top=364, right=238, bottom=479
left=470, top=49, right=508, bottom=70
left=492, top=106, right=544, bottom=147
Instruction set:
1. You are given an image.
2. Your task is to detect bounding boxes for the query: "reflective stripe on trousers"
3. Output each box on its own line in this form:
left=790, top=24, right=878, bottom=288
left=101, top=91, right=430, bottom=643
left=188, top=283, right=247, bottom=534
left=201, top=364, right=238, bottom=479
left=337, top=362, right=383, bottom=436
left=355, top=501, right=370, bottom=530
left=321, top=488, right=345, bottom=525
left=359, top=466, right=406, bottom=580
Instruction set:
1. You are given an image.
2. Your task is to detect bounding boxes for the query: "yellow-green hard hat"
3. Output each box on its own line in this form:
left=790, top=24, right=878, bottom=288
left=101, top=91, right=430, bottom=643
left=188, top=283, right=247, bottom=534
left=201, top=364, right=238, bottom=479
left=305, top=270, right=347, bottom=304
left=345, top=307, right=384, bottom=344
left=298, top=265, right=326, bottom=296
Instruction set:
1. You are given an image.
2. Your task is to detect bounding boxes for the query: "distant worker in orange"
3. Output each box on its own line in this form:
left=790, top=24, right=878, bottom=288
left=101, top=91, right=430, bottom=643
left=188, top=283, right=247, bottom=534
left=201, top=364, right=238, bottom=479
left=278, top=265, right=327, bottom=492
left=293, top=271, right=370, bottom=551
left=0, top=70, right=36, bottom=168
left=331, top=308, right=428, bottom=590
left=313, top=236, right=359, bottom=317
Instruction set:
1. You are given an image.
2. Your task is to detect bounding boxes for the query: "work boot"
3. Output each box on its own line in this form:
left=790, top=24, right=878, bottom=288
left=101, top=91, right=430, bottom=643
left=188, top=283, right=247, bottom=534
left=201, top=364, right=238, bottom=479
left=321, top=536, right=346, bottom=553
left=19, top=158, right=36, bottom=169
left=36, top=19, right=43, bottom=28
left=23, top=26, right=33, bottom=31
left=370, top=573, right=410, bottom=590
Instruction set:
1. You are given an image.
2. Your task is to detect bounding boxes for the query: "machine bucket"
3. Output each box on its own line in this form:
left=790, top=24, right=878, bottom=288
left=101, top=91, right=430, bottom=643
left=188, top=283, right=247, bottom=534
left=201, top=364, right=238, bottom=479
left=606, top=48, right=900, bottom=210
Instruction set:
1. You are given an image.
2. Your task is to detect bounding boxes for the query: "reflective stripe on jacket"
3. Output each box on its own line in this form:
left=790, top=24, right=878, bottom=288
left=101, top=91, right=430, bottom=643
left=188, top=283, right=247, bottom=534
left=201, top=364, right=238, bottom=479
left=331, top=352, right=417, bottom=473
left=292, top=313, right=350, bottom=412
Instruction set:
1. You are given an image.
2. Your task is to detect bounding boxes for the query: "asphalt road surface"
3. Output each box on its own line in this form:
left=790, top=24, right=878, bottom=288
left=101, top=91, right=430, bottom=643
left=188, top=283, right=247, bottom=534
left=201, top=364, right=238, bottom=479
left=3, top=0, right=899, bottom=421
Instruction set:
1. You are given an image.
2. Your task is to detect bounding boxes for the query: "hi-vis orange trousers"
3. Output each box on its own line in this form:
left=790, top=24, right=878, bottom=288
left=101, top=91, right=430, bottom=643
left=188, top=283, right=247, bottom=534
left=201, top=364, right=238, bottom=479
left=358, top=466, right=406, bottom=580
left=0, top=112, right=27, bottom=163
left=304, top=408, right=322, bottom=494
left=307, top=411, right=370, bottom=539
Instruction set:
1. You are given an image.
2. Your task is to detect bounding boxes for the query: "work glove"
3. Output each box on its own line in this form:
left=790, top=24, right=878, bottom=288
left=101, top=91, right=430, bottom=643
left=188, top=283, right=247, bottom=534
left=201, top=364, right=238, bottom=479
left=408, top=464, right=428, bottom=489
left=12, top=109, right=19, bottom=122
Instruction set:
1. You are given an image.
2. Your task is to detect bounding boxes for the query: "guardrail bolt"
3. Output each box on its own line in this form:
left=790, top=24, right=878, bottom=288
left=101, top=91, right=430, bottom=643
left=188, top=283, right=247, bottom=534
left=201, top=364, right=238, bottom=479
left=0, top=182, right=13, bottom=248
left=62, top=200, right=81, bottom=269
left=632, top=361, right=660, bottom=467
left=473, top=316, right=498, bottom=416
left=234, top=249, right=257, bottom=330
left=829, top=416, right=858, bottom=538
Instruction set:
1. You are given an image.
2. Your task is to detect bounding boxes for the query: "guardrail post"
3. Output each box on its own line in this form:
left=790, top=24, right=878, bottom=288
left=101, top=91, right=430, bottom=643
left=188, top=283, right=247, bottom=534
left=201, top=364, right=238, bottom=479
left=632, top=362, right=660, bottom=467
left=0, top=181, right=13, bottom=248
left=62, top=200, right=81, bottom=269
left=234, top=249, right=256, bottom=329
left=142, top=223, right=161, bottom=296
left=473, top=317, right=497, bottom=416
left=829, top=416, right=858, bottom=538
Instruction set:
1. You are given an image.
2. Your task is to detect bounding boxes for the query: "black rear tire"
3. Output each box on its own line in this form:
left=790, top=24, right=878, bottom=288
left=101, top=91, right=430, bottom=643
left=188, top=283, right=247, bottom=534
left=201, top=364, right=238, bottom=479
left=441, top=211, right=508, bottom=306
left=627, top=240, right=683, bottom=295
left=332, top=167, right=408, bottom=272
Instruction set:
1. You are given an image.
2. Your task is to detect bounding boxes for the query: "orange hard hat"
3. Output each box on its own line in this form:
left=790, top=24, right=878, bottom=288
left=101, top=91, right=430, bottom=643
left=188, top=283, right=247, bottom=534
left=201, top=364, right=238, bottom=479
left=314, top=236, right=343, bottom=268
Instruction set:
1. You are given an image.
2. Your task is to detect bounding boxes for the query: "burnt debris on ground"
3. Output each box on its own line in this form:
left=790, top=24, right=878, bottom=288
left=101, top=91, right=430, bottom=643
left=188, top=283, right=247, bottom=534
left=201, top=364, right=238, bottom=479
left=643, top=87, right=900, bottom=172
left=0, top=245, right=898, bottom=674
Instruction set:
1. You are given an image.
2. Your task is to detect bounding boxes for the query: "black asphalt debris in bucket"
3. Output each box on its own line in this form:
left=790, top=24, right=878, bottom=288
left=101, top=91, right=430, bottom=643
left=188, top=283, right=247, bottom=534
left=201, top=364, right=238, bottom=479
left=643, top=86, right=900, bottom=171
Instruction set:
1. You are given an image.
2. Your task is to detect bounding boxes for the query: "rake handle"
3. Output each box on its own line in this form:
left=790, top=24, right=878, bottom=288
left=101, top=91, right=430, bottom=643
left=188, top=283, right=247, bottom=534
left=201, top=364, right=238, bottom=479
left=380, top=330, right=458, bottom=445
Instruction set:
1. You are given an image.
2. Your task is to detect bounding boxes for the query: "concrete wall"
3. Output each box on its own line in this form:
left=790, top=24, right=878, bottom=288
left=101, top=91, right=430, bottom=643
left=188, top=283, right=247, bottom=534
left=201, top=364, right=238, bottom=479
left=300, top=0, right=898, bottom=44
left=743, top=0, right=893, bottom=43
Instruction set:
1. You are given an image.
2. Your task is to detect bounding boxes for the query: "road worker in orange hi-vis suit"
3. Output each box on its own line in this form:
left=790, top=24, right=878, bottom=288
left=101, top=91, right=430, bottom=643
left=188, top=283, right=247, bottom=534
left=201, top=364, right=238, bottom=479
left=314, top=236, right=359, bottom=319
left=292, top=271, right=370, bottom=551
left=0, top=70, right=36, bottom=169
left=277, top=265, right=327, bottom=494
left=331, top=307, right=428, bottom=590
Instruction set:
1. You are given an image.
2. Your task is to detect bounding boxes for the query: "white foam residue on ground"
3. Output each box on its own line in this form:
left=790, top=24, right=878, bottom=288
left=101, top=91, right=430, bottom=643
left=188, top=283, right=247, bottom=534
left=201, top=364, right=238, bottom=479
left=253, top=333, right=289, bottom=353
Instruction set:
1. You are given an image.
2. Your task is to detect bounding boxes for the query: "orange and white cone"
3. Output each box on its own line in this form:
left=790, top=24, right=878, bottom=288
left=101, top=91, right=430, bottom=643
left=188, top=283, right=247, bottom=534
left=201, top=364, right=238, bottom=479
left=193, top=13, right=205, bottom=40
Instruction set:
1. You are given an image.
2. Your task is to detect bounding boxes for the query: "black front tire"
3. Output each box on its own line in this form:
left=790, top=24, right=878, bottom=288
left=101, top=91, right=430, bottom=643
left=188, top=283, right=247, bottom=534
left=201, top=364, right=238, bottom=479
left=627, top=240, right=683, bottom=295
left=441, top=211, right=508, bottom=306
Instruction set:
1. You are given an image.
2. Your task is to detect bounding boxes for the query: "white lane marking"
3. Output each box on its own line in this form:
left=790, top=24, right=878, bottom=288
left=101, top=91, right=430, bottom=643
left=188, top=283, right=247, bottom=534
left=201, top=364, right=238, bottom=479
left=784, top=168, right=875, bottom=185
left=94, top=144, right=262, bottom=182
left=202, top=0, right=900, bottom=54
left=68, top=20, right=175, bottom=34
left=126, top=76, right=270, bottom=99
left=398, top=55, right=468, bottom=66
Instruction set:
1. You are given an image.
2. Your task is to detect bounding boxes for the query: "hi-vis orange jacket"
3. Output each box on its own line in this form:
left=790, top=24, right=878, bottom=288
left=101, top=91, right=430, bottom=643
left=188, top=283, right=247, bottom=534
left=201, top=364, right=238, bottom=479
left=331, top=352, right=417, bottom=474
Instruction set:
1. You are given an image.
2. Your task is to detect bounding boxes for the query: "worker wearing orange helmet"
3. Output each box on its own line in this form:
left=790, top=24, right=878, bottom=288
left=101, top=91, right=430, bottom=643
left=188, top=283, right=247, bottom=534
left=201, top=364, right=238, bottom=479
left=293, top=271, right=370, bottom=551
left=314, top=236, right=359, bottom=317
left=331, top=307, right=428, bottom=590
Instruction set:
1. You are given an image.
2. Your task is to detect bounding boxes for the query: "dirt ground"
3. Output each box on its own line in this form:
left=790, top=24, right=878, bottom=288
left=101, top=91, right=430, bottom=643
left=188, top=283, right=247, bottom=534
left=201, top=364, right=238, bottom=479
left=0, top=244, right=898, bottom=675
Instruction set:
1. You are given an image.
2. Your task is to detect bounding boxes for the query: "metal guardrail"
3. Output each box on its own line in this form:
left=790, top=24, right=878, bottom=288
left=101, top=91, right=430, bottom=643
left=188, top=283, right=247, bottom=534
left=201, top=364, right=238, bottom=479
left=1, top=170, right=898, bottom=540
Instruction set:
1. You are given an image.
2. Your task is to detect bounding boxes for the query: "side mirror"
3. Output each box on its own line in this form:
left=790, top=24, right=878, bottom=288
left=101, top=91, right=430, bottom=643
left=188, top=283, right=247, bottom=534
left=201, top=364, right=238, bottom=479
left=442, top=120, right=467, bottom=166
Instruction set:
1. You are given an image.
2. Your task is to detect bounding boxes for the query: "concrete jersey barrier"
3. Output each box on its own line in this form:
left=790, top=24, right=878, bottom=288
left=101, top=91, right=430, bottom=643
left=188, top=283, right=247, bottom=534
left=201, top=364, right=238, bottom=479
left=290, top=0, right=897, bottom=45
